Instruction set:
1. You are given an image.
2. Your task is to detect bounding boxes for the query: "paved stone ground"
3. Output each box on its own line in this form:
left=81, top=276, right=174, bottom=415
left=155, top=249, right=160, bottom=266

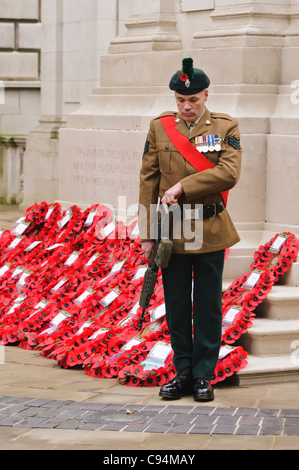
left=2, top=346, right=299, bottom=449
left=0, top=395, right=299, bottom=437
left=0, top=205, right=21, bottom=230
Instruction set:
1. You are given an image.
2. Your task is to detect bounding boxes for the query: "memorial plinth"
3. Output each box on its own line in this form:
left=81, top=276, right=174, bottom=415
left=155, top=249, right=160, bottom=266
left=58, top=49, right=276, bottom=233
left=58, top=0, right=299, bottom=279
left=59, top=127, right=146, bottom=211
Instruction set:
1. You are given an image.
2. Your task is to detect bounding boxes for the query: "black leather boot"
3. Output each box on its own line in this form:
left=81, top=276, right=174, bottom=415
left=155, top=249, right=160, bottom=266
left=159, top=366, right=193, bottom=400
left=193, top=378, right=214, bottom=402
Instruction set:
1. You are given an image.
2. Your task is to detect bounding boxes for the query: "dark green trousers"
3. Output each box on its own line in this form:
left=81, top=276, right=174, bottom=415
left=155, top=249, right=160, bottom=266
left=161, top=250, right=225, bottom=381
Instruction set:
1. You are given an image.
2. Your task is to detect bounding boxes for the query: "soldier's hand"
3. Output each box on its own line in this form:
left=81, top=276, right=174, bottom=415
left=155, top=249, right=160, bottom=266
left=162, top=182, right=184, bottom=213
left=141, top=240, right=155, bottom=259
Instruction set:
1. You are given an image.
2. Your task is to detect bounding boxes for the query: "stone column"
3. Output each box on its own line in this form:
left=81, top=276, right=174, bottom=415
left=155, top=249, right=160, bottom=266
left=20, top=0, right=64, bottom=211
left=266, top=0, right=299, bottom=233
left=0, top=136, right=26, bottom=205
left=193, top=0, right=289, bottom=46
left=109, top=0, right=181, bottom=53
left=192, top=0, right=299, bottom=234
left=190, top=0, right=294, bottom=236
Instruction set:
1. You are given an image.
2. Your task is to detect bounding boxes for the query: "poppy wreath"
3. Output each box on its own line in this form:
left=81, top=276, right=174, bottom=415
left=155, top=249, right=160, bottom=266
left=0, top=234, right=32, bottom=269
left=0, top=204, right=122, bottom=349
left=211, top=345, right=248, bottom=385
left=81, top=328, right=116, bottom=366
left=53, top=205, right=86, bottom=247
left=0, top=288, right=52, bottom=346
left=2, top=264, right=85, bottom=348
left=79, top=284, right=166, bottom=374
left=41, top=281, right=137, bottom=364
left=24, top=201, right=49, bottom=224
left=13, top=201, right=48, bottom=240
left=84, top=311, right=170, bottom=383
left=83, top=305, right=169, bottom=379
left=117, top=341, right=176, bottom=388
left=55, top=320, right=97, bottom=368
left=15, top=201, right=60, bottom=245
left=113, top=337, right=247, bottom=388
left=81, top=300, right=145, bottom=367
left=250, top=232, right=299, bottom=280
left=27, top=267, right=144, bottom=359
left=0, top=201, right=298, bottom=389
left=221, top=232, right=299, bottom=346
left=61, top=323, right=118, bottom=369
left=8, top=202, right=61, bottom=253
left=0, top=230, right=16, bottom=254
left=72, top=204, right=115, bottom=251
left=37, top=203, right=64, bottom=244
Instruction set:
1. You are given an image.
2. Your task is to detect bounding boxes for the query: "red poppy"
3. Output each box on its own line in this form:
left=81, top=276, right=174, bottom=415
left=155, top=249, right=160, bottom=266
left=126, top=376, right=142, bottom=387
left=222, top=359, right=234, bottom=378
left=179, top=73, right=189, bottom=82
left=214, top=362, right=226, bottom=382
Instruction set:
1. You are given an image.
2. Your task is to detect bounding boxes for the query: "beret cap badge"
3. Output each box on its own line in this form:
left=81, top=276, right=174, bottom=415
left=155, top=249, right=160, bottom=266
left=177, top=58, right=194, bottom=88
left=169, top=57, right=210, bottom=95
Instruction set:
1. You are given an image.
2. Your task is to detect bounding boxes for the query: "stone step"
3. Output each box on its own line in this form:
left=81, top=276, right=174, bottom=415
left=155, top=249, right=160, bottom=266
left=223, top=282, right=299, bottom=321
left=223, top=229, right=299, bottom=283
left=223, top=255, right=253, bottom=281
left=255, top=285, right=299, bottom=320
left=232, top=354, right=299, bottom=386
left=224, top=256, right=299, bottom=287
left=222, top=265, right=299, bottom=385
left=236, top=318, right=299, bottom=356
left=278, top=261, right=299, bottom=287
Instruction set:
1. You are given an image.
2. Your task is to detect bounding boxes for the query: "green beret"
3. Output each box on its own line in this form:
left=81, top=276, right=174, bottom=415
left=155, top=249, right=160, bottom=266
left=169, top=58, right=210, bottom=95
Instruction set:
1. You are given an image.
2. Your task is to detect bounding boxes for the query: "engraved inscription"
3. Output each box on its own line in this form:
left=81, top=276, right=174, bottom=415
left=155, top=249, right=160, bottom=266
left=71, top=147, right=141, bottom=199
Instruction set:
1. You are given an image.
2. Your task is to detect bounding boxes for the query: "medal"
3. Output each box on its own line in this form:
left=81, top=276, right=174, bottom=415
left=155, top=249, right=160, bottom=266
left=208, top=135, right=215, bottom=152
left=195, top=136, right=203, bottom=153
left=214, top=134, right=222, bottom=152
left=202, top=136, right=209, bottom=153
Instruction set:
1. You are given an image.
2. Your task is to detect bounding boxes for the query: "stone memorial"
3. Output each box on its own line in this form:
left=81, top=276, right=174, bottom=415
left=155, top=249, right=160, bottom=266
left=2, top=0, right=299, bottom=383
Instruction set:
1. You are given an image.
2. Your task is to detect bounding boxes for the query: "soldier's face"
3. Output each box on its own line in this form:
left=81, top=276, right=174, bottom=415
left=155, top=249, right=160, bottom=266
left=175, top=90, right=208, bottom=123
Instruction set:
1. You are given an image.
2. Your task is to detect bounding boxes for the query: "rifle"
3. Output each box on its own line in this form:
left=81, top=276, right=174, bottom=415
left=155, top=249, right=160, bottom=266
left=137, top=205, right=173, bottom=331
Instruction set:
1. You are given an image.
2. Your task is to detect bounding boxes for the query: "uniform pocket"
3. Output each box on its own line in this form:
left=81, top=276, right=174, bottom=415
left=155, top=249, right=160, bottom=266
left=158, top=150, right=179, bottom=174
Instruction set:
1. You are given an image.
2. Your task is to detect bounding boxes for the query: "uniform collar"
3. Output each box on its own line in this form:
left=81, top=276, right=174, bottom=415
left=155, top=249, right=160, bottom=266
left=186, top=107, right=206, bottom=131
left=175, top=108, right=211, bottom=139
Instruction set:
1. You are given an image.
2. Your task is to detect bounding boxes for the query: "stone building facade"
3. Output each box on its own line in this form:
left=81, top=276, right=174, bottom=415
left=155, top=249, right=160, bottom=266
left=0, top=0, right=130, bottom=207
left=0, top=0, right=41, bottom=204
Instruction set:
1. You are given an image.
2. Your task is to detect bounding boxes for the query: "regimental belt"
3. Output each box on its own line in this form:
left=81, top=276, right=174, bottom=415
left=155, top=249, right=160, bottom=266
left=183, top=202, right=225, bottom=221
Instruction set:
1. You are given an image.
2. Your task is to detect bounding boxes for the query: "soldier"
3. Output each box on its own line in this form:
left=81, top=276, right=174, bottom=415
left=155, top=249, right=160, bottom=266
left=138, top=58, right=242, bottom=401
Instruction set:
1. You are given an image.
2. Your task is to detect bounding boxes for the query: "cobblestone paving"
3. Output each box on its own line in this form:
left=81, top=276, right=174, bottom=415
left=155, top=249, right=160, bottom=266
left=1, top=396, right=299, bottom=436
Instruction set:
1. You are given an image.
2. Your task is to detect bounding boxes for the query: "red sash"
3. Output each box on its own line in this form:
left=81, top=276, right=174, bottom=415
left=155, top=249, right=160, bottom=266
left=160, top=115, right=229, bottom=207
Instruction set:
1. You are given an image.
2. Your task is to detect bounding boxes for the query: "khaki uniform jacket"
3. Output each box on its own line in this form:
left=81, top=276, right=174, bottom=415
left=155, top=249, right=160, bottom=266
left=138, top=107, right=242, bottom=254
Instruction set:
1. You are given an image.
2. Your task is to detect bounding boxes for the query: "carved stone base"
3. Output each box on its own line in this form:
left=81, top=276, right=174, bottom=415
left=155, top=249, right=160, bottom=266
left=109, top=13, right=181, bottom=53
left=19, top=116, right=65, bottom=212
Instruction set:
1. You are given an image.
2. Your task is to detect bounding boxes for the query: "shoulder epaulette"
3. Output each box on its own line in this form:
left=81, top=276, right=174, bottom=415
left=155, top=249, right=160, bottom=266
left=210, top=112, right=234, bottom=121
left=155, top=111, right=177, bottom=120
